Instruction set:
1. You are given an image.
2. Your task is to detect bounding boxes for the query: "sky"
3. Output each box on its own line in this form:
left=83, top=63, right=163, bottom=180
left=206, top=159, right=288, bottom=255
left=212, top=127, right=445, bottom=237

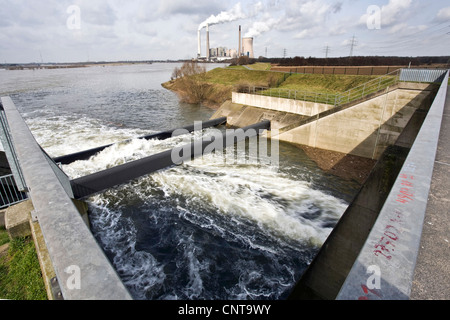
left=0, top=0, right=449, bottom=63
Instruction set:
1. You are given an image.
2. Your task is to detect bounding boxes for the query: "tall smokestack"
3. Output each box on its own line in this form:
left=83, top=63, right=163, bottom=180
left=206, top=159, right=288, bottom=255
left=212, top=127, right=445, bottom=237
left=206, top=24, right=210, bottom=61
left=238, top=25, right=241, bottom=57
left=197, top=30, right=201, bottom=58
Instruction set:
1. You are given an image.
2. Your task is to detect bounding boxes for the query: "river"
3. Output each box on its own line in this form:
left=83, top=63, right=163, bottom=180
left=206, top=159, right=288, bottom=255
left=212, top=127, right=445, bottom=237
left=0, top=63, right=360, bottom=300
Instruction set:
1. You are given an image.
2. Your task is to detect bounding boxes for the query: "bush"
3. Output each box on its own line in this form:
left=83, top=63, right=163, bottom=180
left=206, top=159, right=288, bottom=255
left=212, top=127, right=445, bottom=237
left=173, top=62, right=212, bottom=104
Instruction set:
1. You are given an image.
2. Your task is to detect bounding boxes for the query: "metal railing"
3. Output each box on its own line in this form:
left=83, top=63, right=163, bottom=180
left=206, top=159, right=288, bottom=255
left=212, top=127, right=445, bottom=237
left=0, top=173, right=28, bottom=209
left=399, top=68, right=448, bottom=83
left=336, top=69, right=400, bottom=106
left=236, top=69, right=401, bottom=108
left=236, top=86, right=341, bottom=106
left=235, top=68, right=449, bottom=110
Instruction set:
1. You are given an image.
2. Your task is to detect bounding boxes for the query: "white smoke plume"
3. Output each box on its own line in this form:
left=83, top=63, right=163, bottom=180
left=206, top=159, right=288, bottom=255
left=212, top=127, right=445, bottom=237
left=244, top=17, right=279, bottom=38
left=198, top=2, right=247, bottom=30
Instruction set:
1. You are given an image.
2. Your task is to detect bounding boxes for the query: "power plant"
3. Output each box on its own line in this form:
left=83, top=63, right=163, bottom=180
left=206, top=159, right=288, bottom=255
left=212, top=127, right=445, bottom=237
left=197, top=25, right=254, bottom=62
left=242, top=37, right=254, bottom=59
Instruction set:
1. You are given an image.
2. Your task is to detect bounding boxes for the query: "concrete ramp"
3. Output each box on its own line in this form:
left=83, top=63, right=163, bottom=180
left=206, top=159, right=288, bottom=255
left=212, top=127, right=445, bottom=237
left=275, top=82, right=436, bottom=159
left=211, top=100, right=309, bottom=132
left=212, top=82, right=437, bottom=160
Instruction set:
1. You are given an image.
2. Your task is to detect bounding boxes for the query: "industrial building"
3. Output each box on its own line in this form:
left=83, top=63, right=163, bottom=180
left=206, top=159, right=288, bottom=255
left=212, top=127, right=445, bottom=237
left=197, top=25, right=254, bottom=62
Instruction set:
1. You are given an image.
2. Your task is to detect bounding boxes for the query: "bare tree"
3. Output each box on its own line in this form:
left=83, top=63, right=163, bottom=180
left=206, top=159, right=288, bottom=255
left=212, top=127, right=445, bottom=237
left=174, top=62, right=212, bottom=104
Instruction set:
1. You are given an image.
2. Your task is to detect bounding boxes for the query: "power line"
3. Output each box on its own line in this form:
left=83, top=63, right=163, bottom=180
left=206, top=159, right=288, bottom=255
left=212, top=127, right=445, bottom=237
left=349, top=35, right=357, bottom=57
left=323, top=45, right=331, bottom=58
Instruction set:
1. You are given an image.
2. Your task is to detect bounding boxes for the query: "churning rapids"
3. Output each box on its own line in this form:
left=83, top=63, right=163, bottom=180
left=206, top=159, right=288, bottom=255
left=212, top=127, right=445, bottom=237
left=0, top=64, right=361, bottom=300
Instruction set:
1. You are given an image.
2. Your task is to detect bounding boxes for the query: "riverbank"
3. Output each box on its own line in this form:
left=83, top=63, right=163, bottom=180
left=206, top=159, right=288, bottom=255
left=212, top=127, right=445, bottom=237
left=161, top=65, right=287, bottom=109
left=162, top=65, right=386, bottom=110
left=163, top=65, right=380, bottom=183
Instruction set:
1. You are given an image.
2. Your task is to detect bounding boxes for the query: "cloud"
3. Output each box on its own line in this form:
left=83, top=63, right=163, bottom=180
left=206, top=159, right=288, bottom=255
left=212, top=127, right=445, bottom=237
left=436, top=6, right=450, bottom=22
left=1, top=0, right=448, bottom=62
left=243, top=0, right=343, bottom=39
left=158, top=0, right=224, bottom=16
left=245, top=17, right=279, bottom=37
left=380, top=0, right=412, bottom=25
left=77, top=1, right=118, bottom=26
left=388, top=22, right=427, bottom=35
left=359, top=0, right=413, bottom=27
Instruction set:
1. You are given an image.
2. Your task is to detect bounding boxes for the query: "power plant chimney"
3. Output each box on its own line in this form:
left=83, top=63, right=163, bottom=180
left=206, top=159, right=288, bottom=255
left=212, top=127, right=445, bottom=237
left=242, top=37, right=254, bottom=59
left=197, top=30, right=201, bottom=58
left=238, top=25, right=242, bottom=57
left=206, top=24, right=210, bottom=61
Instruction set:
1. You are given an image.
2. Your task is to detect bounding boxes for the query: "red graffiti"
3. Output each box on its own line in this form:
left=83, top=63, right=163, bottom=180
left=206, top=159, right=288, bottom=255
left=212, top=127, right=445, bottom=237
left=358, top=284, right=382, bottom=300
left=389, top=209, right=404, bottom=224
left=396, top=174, right=415, bottom=204
left=373, top=224, right=402, bottom=260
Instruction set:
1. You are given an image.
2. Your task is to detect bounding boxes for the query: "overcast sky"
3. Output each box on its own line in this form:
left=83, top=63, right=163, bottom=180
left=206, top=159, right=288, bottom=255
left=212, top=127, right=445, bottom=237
left=0, top=0, right=449, bottom=63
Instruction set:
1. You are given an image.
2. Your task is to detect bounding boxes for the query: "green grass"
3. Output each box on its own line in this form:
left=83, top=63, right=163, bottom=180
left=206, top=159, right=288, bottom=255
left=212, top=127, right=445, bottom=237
left=0, top=230, right=47, bottom=300
left=164, top=64, right=399, bottom=107
left=225, top=63, right=271, bottom=71
left=0, top=226, right=9, bottom=246
left=202, top=67, right=285, bottom=87
left=225, top=65, right=247, bottom=70
left=277, top=73, right=381, bottom=95
left=246, top=63, right=272, bottom=71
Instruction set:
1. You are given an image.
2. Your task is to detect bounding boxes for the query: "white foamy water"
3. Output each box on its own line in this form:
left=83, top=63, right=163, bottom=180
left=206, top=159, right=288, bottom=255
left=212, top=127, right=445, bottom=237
left=25, top=111, right=351, bottom=299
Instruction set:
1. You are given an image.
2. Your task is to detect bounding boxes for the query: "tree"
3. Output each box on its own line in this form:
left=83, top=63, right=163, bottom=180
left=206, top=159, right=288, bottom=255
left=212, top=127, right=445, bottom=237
left=171, top=67, right=182, bottom=80
left=172, top=62, right=211, bottom=104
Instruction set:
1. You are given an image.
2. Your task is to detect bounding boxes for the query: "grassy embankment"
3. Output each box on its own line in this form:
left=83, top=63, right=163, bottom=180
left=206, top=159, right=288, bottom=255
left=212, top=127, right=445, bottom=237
left=162, top=64, right=285, bottom=108
left=0, top=226, right=47, bottom=300
left=162, top=63, right=387, bottom=109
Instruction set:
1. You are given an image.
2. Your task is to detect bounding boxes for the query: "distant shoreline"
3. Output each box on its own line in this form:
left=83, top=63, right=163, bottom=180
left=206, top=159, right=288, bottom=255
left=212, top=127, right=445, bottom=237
left=1, top=60, right=225, bottom=71
left=0, top=61, right=158, bottom=71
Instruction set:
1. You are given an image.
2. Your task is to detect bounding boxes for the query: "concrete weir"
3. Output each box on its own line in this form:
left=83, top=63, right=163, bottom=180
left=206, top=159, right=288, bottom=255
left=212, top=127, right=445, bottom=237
left=71, top=120, right=270, bottom=199
left=212, top=82, right=438, bottom=160
left=1, top=67, right=447, bottom=300
left=211, top=70, right=449, bottom=300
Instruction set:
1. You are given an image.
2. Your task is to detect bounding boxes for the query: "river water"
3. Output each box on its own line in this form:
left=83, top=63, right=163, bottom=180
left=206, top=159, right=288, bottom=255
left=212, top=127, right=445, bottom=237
left=0, top=63, right=360, bottom=300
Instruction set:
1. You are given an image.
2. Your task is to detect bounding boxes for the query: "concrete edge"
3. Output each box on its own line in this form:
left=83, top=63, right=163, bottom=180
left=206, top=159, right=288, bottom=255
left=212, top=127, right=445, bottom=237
left=29, top=215, right=58, bottom=300
left=336, top=70, right=449, bottom=300
left=1, top=96, right=133, bottom=300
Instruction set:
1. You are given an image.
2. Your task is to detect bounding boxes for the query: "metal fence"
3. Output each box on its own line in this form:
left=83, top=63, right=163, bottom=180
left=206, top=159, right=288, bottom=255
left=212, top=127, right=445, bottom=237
left=237, top=86, right=341, bottom=105
left=336, top=69, right=400, bottom=106
left=236, top=68, right=449, bottom=109
left=0, top=174, right=28, bottom=209
left=270, top=66, right=405, bottom=76
left=399, top=68, right=448, bottom=83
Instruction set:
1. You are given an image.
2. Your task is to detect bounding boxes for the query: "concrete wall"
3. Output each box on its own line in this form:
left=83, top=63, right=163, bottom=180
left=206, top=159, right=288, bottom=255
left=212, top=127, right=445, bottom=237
left=337, top=71, right=449, bottom=300
left=215, top=84, right=436, bottom=160
left=232, top=92, right=335, bottom=116
left=211, top=100, right=308, bottom=131
left=274, top=86, right=434, bottom=159
left=288, top=85, right=438, bottom=299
